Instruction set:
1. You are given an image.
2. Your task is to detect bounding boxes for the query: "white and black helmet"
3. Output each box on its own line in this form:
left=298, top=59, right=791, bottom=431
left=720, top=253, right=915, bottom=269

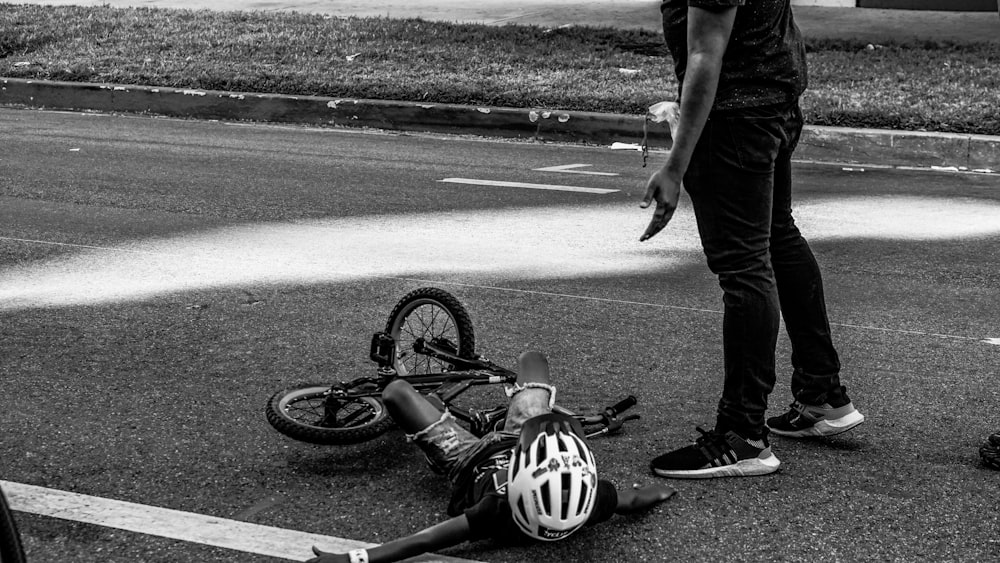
left=507, top=412, right=598, bottom=541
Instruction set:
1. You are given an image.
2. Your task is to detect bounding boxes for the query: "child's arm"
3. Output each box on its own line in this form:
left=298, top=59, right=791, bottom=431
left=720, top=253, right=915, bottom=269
left=614, top=483, right=676, bottom=515
left=307, top=514, right=472, bottom=563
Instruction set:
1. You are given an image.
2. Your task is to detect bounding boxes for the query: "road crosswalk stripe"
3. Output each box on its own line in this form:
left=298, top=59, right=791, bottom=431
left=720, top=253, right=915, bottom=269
left=2, top=480, right=480, bottom=562
left=438, top=178, right=619, bottom=194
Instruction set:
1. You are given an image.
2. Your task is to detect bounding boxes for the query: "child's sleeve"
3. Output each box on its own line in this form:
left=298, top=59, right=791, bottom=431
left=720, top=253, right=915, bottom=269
left=585, top=480, right=620, bottom=526
left=463, top=494, right=514, bottom=540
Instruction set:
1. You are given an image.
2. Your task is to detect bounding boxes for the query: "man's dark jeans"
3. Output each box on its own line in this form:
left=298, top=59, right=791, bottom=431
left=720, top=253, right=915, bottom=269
left=683, top=101, right=849, bottom=439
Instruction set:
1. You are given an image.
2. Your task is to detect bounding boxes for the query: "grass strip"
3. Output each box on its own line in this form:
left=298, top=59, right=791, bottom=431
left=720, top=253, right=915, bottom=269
left=1, top=4, right=998, bottom=135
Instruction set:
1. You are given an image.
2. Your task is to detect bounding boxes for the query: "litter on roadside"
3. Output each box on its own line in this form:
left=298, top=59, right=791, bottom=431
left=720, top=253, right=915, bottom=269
left=610, top=142, right=643, bottom=151
left=542, top=24, right=574, bottom=33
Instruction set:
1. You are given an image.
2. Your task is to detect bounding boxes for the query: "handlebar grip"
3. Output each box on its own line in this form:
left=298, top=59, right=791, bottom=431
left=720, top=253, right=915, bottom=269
left=606, top=395, right=637, bottom=417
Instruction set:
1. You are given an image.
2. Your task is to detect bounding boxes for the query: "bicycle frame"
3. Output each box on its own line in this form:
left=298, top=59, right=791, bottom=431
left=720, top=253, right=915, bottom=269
left=266, top=286, right=640, bottom=446
left=363, top=332, right=637, bottom=438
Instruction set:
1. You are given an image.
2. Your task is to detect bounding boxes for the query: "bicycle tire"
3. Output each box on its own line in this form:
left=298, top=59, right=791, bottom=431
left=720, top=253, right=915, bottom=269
left=265, top=383, right=393, bottom=445
left=0, top=485, right=26, bottom=563
left=385, top=287, right=476, bottom=375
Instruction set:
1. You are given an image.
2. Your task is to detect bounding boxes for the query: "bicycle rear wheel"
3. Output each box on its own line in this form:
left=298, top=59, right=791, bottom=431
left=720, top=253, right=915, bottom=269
left=385, top=287, right=476, bottom=375
left=0, top=484, right=26, bottom=563
left=265, top=383, right=393, bottom=445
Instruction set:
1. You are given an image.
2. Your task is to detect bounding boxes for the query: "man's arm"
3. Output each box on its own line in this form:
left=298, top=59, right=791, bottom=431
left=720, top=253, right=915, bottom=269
left=614, top=483, right=676, bottom=515
left=307, top=514, right=472, bottom=563
left=640, top=5, right=738, bottom=241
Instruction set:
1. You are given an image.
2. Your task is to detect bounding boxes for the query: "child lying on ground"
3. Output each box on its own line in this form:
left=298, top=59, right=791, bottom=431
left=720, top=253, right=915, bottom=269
left=306, top=351, right=675, bottom=563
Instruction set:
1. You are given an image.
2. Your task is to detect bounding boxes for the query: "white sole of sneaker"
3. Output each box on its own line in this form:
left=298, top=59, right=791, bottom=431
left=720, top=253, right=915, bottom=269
left=770, top=410, right=865, bottom=438
left=652, top=454, right=781, bottom=479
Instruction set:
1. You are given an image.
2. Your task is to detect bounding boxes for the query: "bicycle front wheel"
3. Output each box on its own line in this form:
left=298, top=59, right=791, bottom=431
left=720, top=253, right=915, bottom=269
left=385, top=287, right=476, bottom=375
left=0, top=484, right=26, bottom=563
left=265, top=384, right=393, bottom=445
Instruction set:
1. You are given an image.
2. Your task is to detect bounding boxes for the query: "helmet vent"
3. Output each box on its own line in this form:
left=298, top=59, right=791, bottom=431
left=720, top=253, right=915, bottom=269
left=576, top=479, right=590, bottom=515
left=540, top=482, right=552, bottom=515
left=535, top=439, right=547, bottom=463
left=516, top=495, right=529, bottom=523
left=561, top=473, right=573, bottom=519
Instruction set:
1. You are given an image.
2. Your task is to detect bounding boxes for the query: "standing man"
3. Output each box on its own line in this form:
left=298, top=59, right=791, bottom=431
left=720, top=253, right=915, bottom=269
left=639, top=0, right=864, bottom=479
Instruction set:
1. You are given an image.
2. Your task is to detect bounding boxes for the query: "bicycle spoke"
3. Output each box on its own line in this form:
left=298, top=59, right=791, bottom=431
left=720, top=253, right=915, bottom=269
left=286, top=398, right=325, bottom=422
left=390, top=295, right=468, bottom=375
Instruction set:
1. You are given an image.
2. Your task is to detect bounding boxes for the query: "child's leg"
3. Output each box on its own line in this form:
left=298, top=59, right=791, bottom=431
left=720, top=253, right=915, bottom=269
left=382, top=378, right=444, bottom=433
left=383, top=379, right=479, bottom=474
left=503, top=351, right=557, bottom=433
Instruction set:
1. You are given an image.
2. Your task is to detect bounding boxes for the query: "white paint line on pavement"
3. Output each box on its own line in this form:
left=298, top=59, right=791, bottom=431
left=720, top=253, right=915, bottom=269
left=533, top=164, right=619, bottom=176
left=392, top=277, right=997, bottom=345
left=438, top=178, right=619, bottom=194
left=1, top=480, right=478, bottom=563
left=796, top=159, right=998, bottom=177
left=0, top=236, right=185, bottom=255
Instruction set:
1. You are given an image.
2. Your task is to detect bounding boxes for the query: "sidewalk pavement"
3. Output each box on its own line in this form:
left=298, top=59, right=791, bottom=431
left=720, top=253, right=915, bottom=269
left=4, top=1, right=999, bottom=170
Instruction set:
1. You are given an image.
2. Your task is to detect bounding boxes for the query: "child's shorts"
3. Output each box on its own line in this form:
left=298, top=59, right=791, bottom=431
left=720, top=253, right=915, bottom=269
left=407, top=384, right=553, bottom=482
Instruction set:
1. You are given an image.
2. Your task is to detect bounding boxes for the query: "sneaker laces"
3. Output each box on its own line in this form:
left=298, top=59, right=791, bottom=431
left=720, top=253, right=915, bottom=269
left=693, top=426, right=729, bottom=449
left=694, top=426, right=765, bottom=450
left=777, top=401, right=808, bottom=424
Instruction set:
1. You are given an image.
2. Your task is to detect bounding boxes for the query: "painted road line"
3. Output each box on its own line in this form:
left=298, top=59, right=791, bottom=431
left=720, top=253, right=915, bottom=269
left=438, top=178, right=618, bottom=194
left=533, top=164, right=619, bottom=176
left=1, top=480, right=479, bottom=563
left=393, top=278, right=1000, bottom=346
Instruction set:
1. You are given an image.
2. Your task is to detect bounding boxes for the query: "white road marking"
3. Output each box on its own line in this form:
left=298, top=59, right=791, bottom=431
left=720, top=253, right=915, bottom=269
left=533, top=164, right=619, bottom=176
left=1, top=480, right=477, bottom=563
left=438, top=178, right=618, bottom=194
left=392, top=278, right=995, bottom=344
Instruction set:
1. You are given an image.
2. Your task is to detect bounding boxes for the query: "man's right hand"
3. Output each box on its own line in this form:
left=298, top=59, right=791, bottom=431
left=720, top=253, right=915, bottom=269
left=639, top=168, right=682, bottom=242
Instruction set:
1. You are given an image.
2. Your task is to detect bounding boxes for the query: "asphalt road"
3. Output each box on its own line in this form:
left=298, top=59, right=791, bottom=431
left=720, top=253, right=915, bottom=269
left=2, top=107, right=999, bottom=562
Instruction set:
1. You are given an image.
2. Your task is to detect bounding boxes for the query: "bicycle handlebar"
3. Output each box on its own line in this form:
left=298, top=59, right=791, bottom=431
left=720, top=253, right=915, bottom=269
left=605, top=395, right=637, bottom=419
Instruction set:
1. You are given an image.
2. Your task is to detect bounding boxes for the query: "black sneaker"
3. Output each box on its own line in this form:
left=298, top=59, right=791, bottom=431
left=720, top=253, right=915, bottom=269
left=766, top=401, right=865, bottom=438
left=980, top=432, right=1000, bottom=470
left=650, top=426, right=780, bottom=479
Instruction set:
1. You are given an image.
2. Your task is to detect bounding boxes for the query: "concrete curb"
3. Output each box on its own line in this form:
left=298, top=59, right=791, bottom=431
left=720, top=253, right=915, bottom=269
left=3, top=77, right=998, bottom=171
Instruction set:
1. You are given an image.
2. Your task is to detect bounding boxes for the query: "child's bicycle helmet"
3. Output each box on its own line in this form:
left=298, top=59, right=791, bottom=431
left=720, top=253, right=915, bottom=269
left=507, top=412, right=598, bottom=541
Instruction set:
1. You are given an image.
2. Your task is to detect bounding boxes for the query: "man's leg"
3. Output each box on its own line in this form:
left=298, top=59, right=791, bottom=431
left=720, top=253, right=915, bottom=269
left=766, top=103, right=864, bottom=438
left=769, top=103, right=844, bottom=403
left=689, top=113, right=783, bottom=440
left=650, top=110, right=783, bottom=478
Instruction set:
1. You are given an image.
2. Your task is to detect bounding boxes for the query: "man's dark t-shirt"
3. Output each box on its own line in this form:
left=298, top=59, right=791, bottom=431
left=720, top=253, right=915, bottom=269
left=446, top=436, right=618, bottom=542
left=661, top=0, right=808, bottom=111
